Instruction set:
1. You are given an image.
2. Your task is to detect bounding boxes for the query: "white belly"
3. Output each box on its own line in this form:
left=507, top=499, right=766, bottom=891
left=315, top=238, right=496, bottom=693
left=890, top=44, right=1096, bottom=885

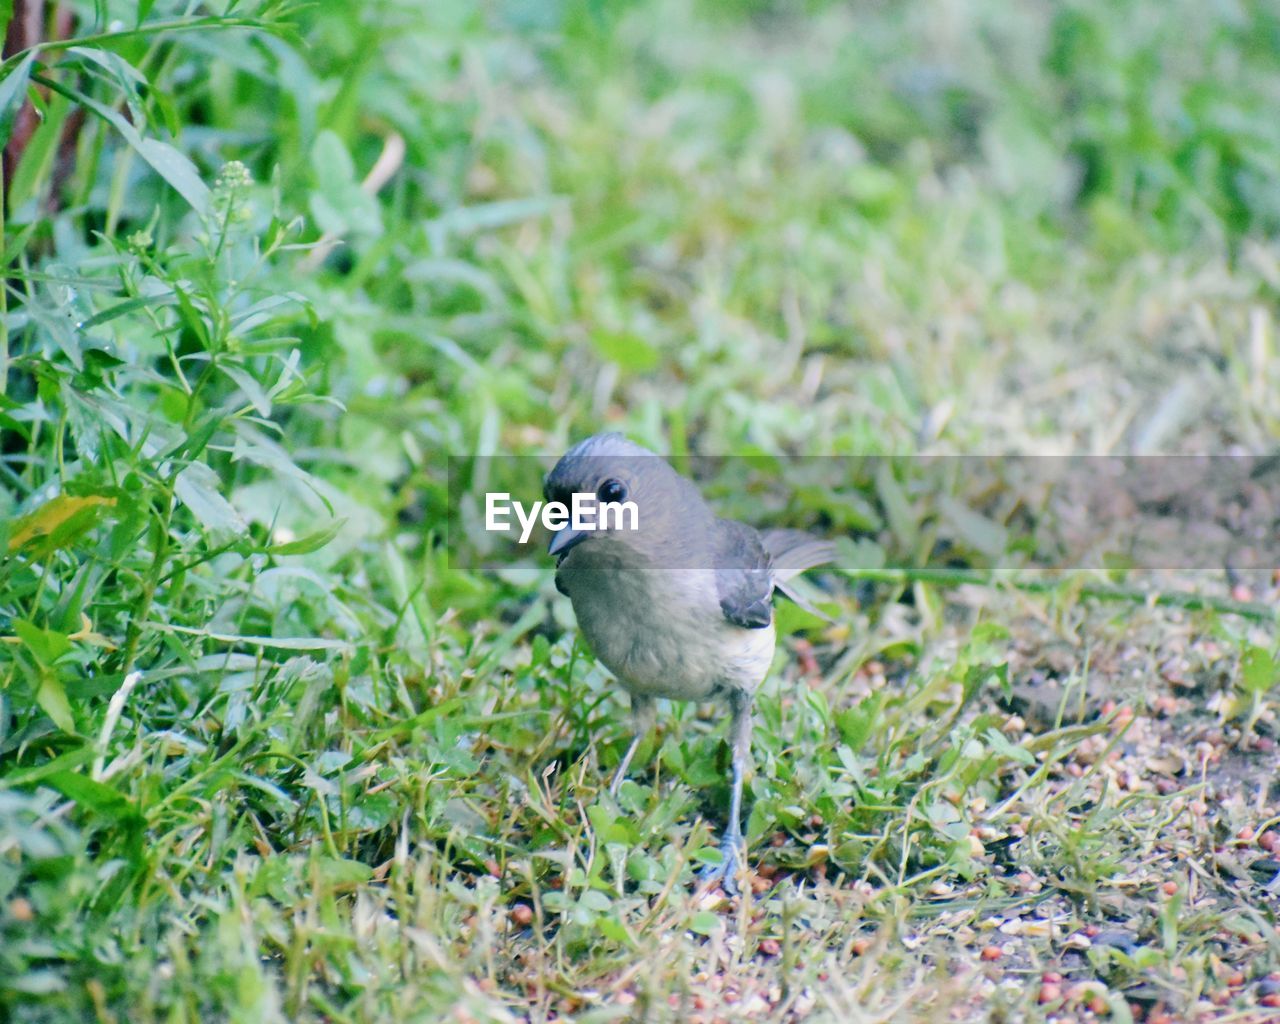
left=557, top=553, right=776, bottom=702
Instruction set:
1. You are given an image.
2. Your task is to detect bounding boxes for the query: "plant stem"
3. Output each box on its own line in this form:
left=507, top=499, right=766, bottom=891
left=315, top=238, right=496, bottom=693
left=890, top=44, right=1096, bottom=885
left=846, top=566, right=1276, bottom=624
left=118, top=483, right=175, bottom=679
left=0, top=17, right=274, bottom=76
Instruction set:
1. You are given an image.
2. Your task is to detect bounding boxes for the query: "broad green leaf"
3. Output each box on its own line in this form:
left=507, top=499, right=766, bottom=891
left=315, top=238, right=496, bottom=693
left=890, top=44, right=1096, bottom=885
left=219, top=362, right=272, bottom=415
left=36, top=673, right=76, bottom=733
left=7, top=494, right=116, bottom=553
left=1241, top=646, right=1277, bottom=695
left=0, top=50, right=35, bottom=149
left=43, top=771, right=140, bottom=821
left=37, top=74, right=209, bottom=214
left=836, top=694, right=885, bottom=751
left=0, top=746, right=96, bottom=786
left=586, top=803, right=637, bottom=845
left=774, top=598, right=827, bottom=635
left=134, top=136, right=211, bottom=215
left=687, top=911, right=722, bottom=936
left=63, top=47, right=146, bottom=123
left=174, top=463, right=246, bottom=534
left=315, top=856, right=374, bottom=888
left=309, top=130, right=381, bottom=237
left=938, top=495, right=1008, bottom=557
left=596, top=915, right=632, bottom=946
left=875, top=462, right=918, bottom=552
left=265, top=518, right=346, bottom=556
left=984, top=726, right=1036, bottom=766
left=591, top=331, right=660, bottom=372
left=13, top=619, right=72, bottom=665
left=78, top=293, right=174, bottom=329
left=835, top=536, right=886, bottom=572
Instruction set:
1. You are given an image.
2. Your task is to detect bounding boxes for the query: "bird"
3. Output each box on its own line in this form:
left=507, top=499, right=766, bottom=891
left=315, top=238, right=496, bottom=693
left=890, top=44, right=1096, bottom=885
left=543, top=432, right=835, bottom=893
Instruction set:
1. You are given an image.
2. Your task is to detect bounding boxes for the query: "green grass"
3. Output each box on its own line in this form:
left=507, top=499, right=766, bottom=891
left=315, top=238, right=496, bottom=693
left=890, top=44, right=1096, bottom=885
left=2, top=0, right=1280, bottom=1020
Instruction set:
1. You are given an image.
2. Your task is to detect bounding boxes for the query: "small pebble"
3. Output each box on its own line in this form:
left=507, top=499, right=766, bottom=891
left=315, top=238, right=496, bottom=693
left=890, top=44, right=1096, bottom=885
left=758, top=938, right=780, bottom=957
left=511, top=904, right=533, bottom=927
left=980, top=945, right=1003, bottom=961
left=1038, top=984, right=1062, bottom=1004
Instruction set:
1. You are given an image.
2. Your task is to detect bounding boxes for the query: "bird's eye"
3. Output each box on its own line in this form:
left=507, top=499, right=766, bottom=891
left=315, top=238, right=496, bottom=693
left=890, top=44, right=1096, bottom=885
left=597, top=478, right=627, bottom=503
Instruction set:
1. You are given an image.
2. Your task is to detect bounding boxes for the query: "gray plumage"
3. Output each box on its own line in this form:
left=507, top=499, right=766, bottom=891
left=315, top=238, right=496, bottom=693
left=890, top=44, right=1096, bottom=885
left=543, top=432, right=834, bottom=892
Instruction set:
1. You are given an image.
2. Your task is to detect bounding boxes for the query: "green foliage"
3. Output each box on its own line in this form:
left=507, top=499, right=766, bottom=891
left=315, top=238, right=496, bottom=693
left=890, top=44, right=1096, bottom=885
left=0, top=0, right=1278, bottom=1019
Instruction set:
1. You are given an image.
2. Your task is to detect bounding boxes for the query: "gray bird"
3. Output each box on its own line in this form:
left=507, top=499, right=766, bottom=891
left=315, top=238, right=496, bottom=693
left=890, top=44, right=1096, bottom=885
left=543, top=433, right=835, bottom=892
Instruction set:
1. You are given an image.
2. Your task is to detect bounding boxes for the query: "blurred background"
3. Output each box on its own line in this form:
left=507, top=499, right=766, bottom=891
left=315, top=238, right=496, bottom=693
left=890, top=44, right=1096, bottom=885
left=2, top=0, right=1279, bottom=1019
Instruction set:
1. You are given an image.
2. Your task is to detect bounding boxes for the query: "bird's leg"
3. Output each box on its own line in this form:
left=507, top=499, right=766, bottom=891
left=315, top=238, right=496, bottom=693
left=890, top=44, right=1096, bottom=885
left=700, top=689, right=752, bottom=894
left=610, top=694, right=655, bottom=798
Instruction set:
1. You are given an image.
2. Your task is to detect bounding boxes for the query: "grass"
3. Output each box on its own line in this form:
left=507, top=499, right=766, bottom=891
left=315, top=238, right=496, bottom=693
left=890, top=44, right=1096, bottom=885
left=1, top=0, right=1279, bottom=1020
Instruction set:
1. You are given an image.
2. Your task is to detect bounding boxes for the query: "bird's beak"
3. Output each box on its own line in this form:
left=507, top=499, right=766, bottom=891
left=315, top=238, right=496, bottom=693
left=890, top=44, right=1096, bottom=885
left=547, top=526, right=588, bottom=557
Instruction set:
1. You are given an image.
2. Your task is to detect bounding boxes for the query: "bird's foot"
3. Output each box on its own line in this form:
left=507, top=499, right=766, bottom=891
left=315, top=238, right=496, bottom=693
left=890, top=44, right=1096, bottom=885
left=699, top=835, right=744, bottom=896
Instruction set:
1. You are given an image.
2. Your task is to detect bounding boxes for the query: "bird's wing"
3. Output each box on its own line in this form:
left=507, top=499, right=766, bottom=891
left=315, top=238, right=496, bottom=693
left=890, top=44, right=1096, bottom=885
left=759, top=528, right=837, bottom=619
left=712, top=519, right=775, bottom=629
left=759, top=529, right=837, bottom=581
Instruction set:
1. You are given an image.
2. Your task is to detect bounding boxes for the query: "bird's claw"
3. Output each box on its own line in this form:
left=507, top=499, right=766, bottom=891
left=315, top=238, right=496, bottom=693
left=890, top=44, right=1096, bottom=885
left=699, top=837, right=744, bottom=895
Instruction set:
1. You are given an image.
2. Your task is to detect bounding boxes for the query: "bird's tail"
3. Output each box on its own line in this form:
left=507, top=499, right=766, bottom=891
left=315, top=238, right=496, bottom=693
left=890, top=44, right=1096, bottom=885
left=761, top=529, right=837, bottom=617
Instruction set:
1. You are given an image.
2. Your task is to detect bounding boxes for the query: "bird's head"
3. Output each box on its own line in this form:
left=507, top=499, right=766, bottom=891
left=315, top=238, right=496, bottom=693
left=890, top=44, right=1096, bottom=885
left=542, top=433, right=709, bottom=563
